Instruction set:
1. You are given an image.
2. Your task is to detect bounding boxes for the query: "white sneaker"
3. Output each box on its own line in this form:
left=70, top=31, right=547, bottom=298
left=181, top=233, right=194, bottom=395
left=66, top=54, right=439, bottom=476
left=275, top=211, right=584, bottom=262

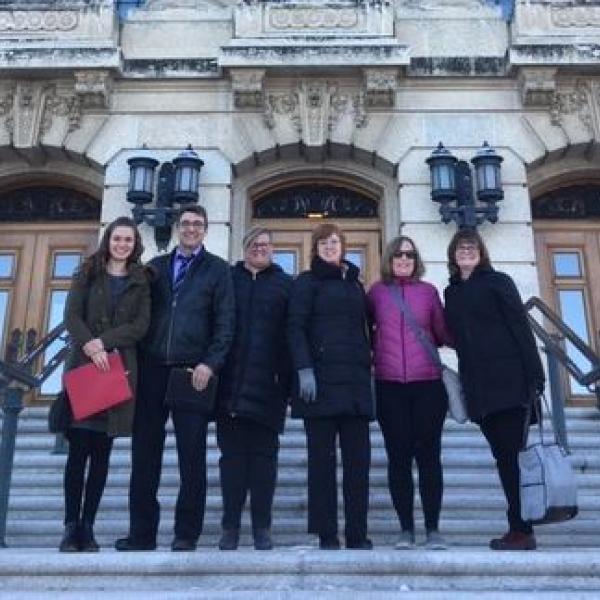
left=395, top=530, right=415, bottom=549
left=423, top=530, right=447, bottom=550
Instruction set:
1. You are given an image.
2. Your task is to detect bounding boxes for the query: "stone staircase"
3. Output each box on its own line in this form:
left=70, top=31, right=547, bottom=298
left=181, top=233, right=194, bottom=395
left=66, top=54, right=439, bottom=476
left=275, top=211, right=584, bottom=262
left=1, top=406, right=600, bottom=596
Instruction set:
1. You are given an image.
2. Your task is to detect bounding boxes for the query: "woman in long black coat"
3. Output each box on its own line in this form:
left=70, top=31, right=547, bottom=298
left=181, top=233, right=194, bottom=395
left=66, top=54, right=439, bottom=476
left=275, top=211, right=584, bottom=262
left=288, top=223, right=374, bottom=550
left=444, top=229, right=544, bottom=551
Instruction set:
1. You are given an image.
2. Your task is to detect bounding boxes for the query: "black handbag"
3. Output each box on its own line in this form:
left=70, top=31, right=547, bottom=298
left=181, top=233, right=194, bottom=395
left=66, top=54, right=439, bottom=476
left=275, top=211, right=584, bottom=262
left=164, top=367, right=218, bottom=414
left=48, top=390, right=73, bottom=433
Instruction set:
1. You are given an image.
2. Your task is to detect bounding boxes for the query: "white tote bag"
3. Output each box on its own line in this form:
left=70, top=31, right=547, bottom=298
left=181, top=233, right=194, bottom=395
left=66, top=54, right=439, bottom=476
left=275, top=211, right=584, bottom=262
left=519, top=397, right=578, bottom=525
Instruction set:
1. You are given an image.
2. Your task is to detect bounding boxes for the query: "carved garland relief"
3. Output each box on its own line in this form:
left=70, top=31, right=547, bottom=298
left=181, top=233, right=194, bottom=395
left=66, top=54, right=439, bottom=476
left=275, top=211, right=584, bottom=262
left=551, top=6, right=600, bottom=28
left=0, top=11, right=78, bottom=33
left=550, top=80, right=597, bottom=138
left=269, top=8, right=359, bottom=29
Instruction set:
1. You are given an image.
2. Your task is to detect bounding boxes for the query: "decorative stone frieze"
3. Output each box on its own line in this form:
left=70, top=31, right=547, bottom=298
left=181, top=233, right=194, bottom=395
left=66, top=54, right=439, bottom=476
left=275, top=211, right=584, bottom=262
left=363, top=68, right=397, bottom=108
left=42, top=88, right=81, bottom=134
left=234, top=1, right=394, bottom=38
left=230, top=69, right=265, bottom=109
left=74, top=70, right=112, bottom=109
left=550, top=80, right=596, bottom=138
left=551, top=5, right=600, bottom=28
left=264, top=79, right=367, bottom=142
left=0, top=10, right=79, bottom=32
left=518, top=67, right=557, bottom=107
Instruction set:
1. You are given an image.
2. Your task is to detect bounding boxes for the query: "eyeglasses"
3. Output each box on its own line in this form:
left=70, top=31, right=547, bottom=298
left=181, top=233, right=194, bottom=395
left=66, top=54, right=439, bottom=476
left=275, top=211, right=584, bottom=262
left=249, top=242, right=271, bottom=250
left=178, top=220, right=206, bottom=230
left=393, top=251, right=417, bottom=260
left=456, top=243, right=478, bottom=253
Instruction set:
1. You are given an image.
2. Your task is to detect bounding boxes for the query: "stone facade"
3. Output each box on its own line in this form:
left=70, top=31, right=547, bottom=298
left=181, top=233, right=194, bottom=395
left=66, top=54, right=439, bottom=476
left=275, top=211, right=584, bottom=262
left=0, top=0, right=598, bottom=298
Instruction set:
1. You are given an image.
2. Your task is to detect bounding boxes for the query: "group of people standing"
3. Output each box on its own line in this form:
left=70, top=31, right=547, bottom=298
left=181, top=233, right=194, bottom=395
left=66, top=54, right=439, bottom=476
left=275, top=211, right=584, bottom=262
left=57, top=203, right=544, bottom=554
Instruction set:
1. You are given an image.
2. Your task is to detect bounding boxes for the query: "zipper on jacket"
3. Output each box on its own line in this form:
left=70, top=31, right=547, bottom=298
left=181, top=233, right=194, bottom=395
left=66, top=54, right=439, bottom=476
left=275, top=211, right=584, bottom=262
left=166, top=296, right=177, bottom=363
left=400, top=283, right=407, bottom=381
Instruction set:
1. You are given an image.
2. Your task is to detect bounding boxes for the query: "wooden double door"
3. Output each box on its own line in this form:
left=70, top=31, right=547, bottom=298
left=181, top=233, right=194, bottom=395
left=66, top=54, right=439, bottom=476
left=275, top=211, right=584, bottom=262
left=0, top=224, right=98, bottom=400
left=534, top=223, right=600, bottom=404
left=253, top=220, right=381, bottom=288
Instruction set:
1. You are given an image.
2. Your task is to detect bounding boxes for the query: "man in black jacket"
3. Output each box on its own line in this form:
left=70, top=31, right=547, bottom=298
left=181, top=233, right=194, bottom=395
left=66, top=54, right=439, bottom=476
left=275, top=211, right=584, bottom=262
left=115, top=205, right=235, bottom=552
left=216, top=226, right=292, bottom=551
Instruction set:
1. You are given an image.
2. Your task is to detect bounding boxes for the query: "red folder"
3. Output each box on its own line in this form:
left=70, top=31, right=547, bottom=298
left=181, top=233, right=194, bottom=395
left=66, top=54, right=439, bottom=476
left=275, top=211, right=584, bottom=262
left=63, top=351, right=133, bottom=421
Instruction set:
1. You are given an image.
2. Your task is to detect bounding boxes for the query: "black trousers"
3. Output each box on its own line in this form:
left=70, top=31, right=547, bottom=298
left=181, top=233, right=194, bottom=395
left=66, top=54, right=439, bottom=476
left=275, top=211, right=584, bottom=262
left=64, top=428, right=113, bottom=526
left=216, top=416, right=279, bottom=531
left=128, top=360, right=208, bottom=543
left=304, top=416, right=371, bottom=543
left=376, top=379, right=447, bottom=532
left=480, top=407, right=533, bottom=535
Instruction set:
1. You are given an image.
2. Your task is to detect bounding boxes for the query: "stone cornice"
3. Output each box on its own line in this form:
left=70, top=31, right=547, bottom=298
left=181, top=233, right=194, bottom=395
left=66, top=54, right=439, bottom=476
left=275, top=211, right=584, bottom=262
left=510, top=44, right=600, bottom=66
left=122, top=58, right=220, bottom=78
left=219, top=39, right=409, bottom=68
left=0, top=46, right=119, bottom=71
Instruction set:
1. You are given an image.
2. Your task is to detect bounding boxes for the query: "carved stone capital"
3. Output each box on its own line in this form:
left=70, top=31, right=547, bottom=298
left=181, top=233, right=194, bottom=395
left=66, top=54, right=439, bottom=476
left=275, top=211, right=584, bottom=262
left=264, top=79, right=367, bottom=142
left=363, top=67, right=398, bottom=108
left=518, top=67, right=557, bottom=107
left=74, top=70, right=112, bottom=110
left=230, top=68, right=266, bottom=109
left=550, top=78, right=596, bottom=137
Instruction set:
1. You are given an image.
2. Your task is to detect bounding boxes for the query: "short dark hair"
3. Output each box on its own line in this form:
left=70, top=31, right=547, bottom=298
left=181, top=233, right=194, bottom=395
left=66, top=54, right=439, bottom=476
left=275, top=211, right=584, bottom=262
left=447, top=229, right=492, bottom=278
left=310, top=223, right=346, bottom=259
left=380, top=236, right=425, bottom=283
left=176, top=204, right=208, bottom=226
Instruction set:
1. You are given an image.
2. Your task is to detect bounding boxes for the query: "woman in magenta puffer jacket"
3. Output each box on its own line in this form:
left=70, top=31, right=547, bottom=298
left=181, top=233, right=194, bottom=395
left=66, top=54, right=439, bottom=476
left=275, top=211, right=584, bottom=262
left=368, top=236, right=452, bottom=550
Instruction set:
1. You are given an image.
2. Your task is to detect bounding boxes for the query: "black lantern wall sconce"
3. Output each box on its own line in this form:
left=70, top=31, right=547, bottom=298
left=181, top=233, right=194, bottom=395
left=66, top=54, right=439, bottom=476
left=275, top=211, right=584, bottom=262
left=425, top=141, right=504, bottom=230
left=126, top=145, right=204, bottom=250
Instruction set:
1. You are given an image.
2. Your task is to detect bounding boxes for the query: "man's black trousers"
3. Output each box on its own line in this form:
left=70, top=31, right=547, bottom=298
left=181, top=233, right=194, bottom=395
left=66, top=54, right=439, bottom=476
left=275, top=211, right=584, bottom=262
left=128, top=358, right=208, bottom=543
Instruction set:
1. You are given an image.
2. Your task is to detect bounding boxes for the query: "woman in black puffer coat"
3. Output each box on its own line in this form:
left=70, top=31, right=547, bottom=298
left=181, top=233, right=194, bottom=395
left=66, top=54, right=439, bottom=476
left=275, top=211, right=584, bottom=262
left=288, top=223, right=374, bottom=550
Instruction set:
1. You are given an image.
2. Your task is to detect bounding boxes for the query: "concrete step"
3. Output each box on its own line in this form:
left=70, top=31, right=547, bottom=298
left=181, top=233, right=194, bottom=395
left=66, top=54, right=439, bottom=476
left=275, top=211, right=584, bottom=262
left=0, top=549, right=600, bottom=594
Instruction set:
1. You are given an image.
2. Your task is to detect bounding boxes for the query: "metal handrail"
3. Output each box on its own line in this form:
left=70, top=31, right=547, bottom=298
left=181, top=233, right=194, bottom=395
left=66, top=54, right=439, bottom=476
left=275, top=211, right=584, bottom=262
left=525, top=296, right=600, bottom=388
left=0, top=324, right=71, bottom=547
left=525, top=296, right=600, bottom=454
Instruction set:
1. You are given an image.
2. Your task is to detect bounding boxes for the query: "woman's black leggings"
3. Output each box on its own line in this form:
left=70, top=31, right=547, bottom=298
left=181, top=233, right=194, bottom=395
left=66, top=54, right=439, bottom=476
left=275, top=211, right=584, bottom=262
left=376, top=379, right=448, bottom=533
left=63, top=428, right=113, bottom=525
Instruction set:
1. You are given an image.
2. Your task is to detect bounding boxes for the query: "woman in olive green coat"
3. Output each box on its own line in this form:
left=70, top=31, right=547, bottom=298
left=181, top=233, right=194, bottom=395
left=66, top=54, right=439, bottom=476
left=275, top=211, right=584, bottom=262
left=60, top=216, right=151, bottom=553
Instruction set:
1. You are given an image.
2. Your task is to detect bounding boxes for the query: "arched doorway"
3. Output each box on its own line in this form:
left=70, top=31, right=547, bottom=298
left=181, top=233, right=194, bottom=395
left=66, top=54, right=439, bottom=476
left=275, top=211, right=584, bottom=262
left=533, top=184, right=600, bottom=405
left=249, top=174, right=385, bottom=287
left=0, top=185, right=100, bottom=402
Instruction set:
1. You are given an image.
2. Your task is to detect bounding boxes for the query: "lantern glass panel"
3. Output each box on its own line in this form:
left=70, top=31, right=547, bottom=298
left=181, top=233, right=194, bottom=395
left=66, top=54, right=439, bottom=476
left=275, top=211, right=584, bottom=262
left=434, top=163, right=455, bottom=191
left=477, top=163, right=500, bottom=192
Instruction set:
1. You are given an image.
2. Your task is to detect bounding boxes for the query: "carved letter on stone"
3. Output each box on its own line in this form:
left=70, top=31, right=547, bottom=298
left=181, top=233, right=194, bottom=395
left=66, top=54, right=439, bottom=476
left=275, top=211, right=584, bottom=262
left=230, top=69, right=265, bottom=109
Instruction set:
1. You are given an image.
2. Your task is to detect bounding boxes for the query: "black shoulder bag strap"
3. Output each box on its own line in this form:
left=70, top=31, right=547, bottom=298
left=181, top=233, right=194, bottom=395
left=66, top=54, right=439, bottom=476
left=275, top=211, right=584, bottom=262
left=386, top=284, right=443, bottom=370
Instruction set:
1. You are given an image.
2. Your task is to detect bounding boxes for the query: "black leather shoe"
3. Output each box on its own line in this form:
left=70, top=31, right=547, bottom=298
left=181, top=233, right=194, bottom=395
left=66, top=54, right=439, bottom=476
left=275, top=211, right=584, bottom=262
left=218, top=529, right=240, bottom=551
left=346, top=538, right=373, bottom=550
left=253, top=528, right=273, bottom=551
left=79, top=521, right=99, bottom=552
left=171, top=537, right=197, bottom=552
left=114, top=537, right=156, bottom=551
left=319, top=535, right=341, bottom=550
left=59, top=522, right=80, bottom=553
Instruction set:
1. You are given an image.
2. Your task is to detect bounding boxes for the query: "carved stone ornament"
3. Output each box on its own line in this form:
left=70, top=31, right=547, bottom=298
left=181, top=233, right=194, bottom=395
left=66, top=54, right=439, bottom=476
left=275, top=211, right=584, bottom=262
left=74, top=70, right=112, bottom=110
left=363, top=67, right=397, bottom=108
left=550, top=79, right=596, bottom=137
left=551, top=5, right=600, bottom=28
left=230, top=68, right=265, bottom=109
left=264, top=80, right=367, bottom=142
left=0, top=10, right=78, bottom=33
left=269, top=7, right=359, bottom=30
left=518, top=67, right=557, bottom=107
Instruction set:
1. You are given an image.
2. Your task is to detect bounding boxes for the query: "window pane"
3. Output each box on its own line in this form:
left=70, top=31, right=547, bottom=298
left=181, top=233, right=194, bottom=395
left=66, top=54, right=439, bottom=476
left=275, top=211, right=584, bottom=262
left=346, top=250, right=364, bottom=273
left=557, top=289, right=593, bottom=395
left=41, top=290, right=69, bottom=395
left=553, top=253, right=581, bottom=277
left=273, top=251, right=297, bottom=276
left=0, top=254, right=14, bottom=278
left=53, top=253, right=81, bottom=278
left=0, top=290, right=9, bottom=352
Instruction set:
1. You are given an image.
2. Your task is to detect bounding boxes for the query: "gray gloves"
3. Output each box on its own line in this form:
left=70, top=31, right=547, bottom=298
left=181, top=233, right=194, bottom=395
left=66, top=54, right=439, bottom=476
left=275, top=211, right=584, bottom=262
left=298, top=368, right=317, bottom=404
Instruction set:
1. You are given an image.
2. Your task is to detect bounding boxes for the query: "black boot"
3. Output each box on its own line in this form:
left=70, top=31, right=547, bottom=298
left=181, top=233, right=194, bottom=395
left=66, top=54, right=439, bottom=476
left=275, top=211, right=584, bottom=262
left=253, top=528, right=273, bottom=551
left=59, top=522, right=80, bottom=552
left=218, top=529, right=240, bottom=551
left=79, top=521, right=100, bottom=552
